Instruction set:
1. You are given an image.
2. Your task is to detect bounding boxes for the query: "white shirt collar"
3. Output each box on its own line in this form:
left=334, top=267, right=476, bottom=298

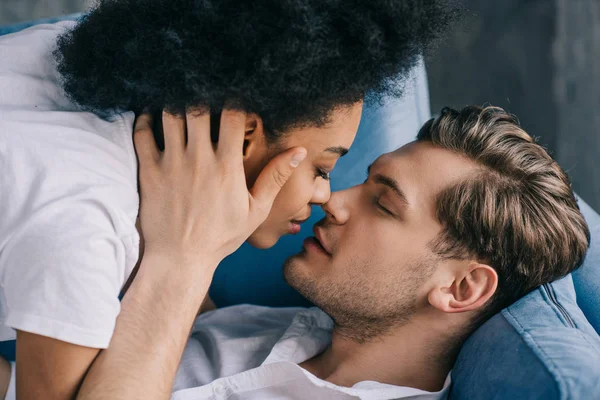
left=262, top=307, right=333, bottom=366
left=172, top=305, right=451, bottom=400
left=263, top=307, right=451, bottom=399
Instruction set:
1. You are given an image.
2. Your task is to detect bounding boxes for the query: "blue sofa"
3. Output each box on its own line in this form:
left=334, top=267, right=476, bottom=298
left=2, top=15, right=599, bottom=399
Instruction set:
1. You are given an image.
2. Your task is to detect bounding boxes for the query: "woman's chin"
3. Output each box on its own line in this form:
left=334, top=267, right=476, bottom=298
left=246, top=230, right=282, bottom=250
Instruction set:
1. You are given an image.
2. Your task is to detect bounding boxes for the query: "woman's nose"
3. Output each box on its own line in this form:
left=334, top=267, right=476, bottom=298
left=310, top=178, right=331, bottom=205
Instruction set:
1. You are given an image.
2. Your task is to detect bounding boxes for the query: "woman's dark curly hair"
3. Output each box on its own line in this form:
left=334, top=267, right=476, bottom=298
left=55, top=0, right=460, bottom=141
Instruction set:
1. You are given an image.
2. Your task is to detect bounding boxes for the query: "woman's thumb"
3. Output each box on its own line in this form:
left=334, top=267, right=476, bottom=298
left=249, top=147, right=307, bottom=223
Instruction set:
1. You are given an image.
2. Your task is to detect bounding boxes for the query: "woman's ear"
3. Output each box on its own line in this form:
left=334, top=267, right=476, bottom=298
left=428, top=263, right=498, bottom=314
left=242, top=114, right=270, bottom=188
left=243, top=113, right=265, bottom=158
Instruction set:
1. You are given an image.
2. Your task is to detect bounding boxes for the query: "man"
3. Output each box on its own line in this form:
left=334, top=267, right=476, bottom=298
left=63, top=105, right=588, bottom=399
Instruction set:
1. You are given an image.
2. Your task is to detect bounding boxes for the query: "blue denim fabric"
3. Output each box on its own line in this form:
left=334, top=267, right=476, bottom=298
left=572, top=199, right=600, bottom=333
left=450, top=274, right=600, bottom=399
left=449, top=196, right=600, bottom=400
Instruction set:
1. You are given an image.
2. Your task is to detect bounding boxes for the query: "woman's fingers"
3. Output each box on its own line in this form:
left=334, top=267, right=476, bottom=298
left=134, top=106, right=304, bottom=266
left=186, top=108, right=212, bottom=158
left=133, top=113, right=160, bottom=165
left=217, top=109, right=246, bottom=162
left=162, top=110, right=187, bottom=155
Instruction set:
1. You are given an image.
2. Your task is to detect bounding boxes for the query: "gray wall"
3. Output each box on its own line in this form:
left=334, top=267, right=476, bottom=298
left=554, top=0, right=600, bottom=213
left=426, top=0, right=600, bottom=212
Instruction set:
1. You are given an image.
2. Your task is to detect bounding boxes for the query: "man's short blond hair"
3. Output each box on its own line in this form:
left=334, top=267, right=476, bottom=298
left=417, top=106, right=590, bottom=317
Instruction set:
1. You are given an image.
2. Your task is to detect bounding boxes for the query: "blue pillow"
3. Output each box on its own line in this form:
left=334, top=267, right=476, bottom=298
left=450, top=274, right=600, bottom=399
left=449, top=197, right=600, bottom=400
left=572, top=198, right=600, bottom=333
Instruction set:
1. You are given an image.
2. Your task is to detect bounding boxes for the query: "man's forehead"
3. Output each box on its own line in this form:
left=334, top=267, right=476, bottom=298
left=369, top=141, right=423, bottom=170
left=371, top=141, right=480, bottom=197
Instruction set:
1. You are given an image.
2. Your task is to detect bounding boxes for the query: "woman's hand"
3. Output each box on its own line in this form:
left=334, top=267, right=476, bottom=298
left=133, top=109, right=307, bottom=270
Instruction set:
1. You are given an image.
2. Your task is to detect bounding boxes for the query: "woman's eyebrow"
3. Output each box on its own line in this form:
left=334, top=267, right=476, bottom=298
left=324, top=146, right=349, bottom=157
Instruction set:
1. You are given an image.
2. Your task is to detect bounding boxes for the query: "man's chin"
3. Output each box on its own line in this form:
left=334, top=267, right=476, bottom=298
left=283, top=256, right=337, bottom=321
left=282, top=253, right=319, bottom=300
left=282, top=254, right=306, bottom=288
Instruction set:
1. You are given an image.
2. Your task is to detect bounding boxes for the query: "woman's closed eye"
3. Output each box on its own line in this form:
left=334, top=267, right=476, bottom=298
left=315, top=167, right=331, bottom=181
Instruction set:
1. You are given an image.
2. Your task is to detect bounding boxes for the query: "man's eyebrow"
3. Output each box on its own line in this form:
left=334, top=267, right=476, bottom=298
left=324, top=146, right=349, bottom=157
left=367, top=163, right=409, bottom=205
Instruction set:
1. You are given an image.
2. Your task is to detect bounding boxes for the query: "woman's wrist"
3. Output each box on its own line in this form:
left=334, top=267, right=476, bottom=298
left=139, top=250, right=219, bottom=281
left=130, top=251, right=218, bottom=316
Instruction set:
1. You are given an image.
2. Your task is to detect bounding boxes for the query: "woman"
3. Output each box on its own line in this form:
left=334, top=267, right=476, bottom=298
left=0, top=0, right=458, bottom=398
left=52, top=0, right=457, bottom=247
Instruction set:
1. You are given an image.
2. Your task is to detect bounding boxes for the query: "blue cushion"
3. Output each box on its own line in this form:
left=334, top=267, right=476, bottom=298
left=572, top=199, right=600, bottom=333
left=450, top=275, right=600, bottom=399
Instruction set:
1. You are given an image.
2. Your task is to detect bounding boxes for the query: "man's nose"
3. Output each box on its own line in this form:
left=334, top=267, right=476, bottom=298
left=321, top=189, right=351, bottom=224
left=310, top=178, right=331, bottom=205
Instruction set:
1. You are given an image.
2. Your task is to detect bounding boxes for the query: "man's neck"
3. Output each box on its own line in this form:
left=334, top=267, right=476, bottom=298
left=300, top=317, right=455, bottom=392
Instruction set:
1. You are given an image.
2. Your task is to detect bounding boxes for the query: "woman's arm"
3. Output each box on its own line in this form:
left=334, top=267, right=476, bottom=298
left=77, top=253, right=212, bottom=399
left=15, top=333, right=99, bottom=400
left=0, top=356, right=10, bottom=399
left=77, top=110, right=306, bottom=399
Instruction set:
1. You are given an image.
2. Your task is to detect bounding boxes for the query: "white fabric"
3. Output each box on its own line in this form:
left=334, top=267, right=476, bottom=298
left=0, top=22, right=139, bottom=348
left=172, top=305, right=450, bottom=400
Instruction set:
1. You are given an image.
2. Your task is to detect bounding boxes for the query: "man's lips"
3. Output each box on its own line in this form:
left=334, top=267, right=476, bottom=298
left=312, top=225, right=332, bottom=255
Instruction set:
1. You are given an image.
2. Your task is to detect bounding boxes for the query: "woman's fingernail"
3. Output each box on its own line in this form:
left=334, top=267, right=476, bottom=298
left=290, top=150, right=307, bottom=168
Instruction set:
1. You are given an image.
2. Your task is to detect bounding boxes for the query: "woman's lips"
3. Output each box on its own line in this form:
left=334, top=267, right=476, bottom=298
left=289, top=216, right=310, bottom=235
left=289, top=222, right=302, bottom=234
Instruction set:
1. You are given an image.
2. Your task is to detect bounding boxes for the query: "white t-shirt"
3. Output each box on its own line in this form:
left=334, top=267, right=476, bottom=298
left=0, top=22, right=139, bottom=348
left=171, top=305, right=450, bottom=400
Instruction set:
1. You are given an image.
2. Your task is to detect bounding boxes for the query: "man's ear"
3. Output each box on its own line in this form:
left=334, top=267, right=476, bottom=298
left=428, top=263, right=498, bottom=313
left=243, top=113, right=266, bottom=159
